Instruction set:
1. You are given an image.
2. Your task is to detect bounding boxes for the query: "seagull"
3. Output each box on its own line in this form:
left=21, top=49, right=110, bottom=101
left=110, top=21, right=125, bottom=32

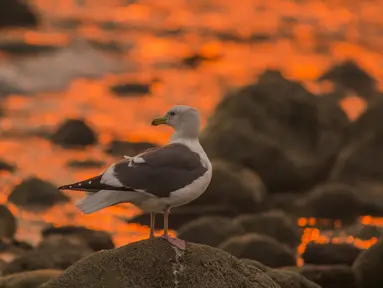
left=58, top=105, right=212, bottom=250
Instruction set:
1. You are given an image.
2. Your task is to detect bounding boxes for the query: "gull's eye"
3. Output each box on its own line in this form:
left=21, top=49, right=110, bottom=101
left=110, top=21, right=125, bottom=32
left=168, top=111, right=176, bottom=117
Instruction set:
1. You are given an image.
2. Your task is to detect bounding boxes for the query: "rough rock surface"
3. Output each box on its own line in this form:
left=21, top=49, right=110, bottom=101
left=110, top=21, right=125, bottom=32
left=0, top=269, right=62, bottom=288
left=235, top=210, right=301, bottom=249
left=219, top=233, right=296, bottom=268
left=42, top=238, right=281, bottom=288
left=177, top=216, right=245, bottom=247
left=0, top=205, right=17, bottom=239
left=0, top=0, right=38, bottom=28
left=8, top=177, right=69, bottom=211
left=51, top=119, right=97, bottom=148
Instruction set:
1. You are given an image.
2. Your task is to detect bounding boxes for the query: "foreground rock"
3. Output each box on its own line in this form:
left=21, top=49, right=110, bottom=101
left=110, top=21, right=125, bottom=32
left=41, top=226, right=114, bottom=251
left=192, top=159, right=267, bottom=214
left=0, top=0, right=38, bottom=28
left=105, top=140, right=156, bottom=157
left=353, top=239, right=383, bottom=288
left=235, top=210, right=300, bottom=249
left=8, top=177, right=69, bottom=211
left=177, top=216, right=245, bottom=247
left=51, top=119, right=97, bottom=148
left=219, top=233, right=296, bottom=268
left=0, top=269, right=62, bottom=288
left=303, top=243, right=361, bottom=266
left=200, top=70, right=349, bottom=192
left=0, top=205, right=17, bottom=239
left=42, top=238, right=281, bottom=288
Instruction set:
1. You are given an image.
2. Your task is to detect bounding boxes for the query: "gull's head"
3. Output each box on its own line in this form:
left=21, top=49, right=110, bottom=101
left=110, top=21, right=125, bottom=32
left=151, top=105, right=201, bottom=137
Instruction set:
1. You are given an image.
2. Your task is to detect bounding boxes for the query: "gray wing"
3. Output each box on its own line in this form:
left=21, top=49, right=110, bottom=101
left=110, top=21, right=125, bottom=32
left=107, top=143, right=207, bottom=198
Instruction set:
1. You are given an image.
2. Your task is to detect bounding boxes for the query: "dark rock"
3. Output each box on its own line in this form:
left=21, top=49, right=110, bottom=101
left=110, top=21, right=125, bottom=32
left=51, top=119, right=97, bottom=148
left=192, top=159, right=266, bottom=214
left=201, top=70, right=349, bottom=193
left=300, top=265, right=356, bottom=288
left=0, top=259, right=6, bottom=275
left=0, top=239, right=32, bottom=261
left=66, top=159, right=105, bottom=169
left=8, top=177, right=69, bottom=211
left=87, top=40, right=123, bottom=53
left=105, top=140, right=157, bottom=157
left=182, top=53, right=220, bottom=68
left=41, top=226, right=114, bottom=251
left=353, top=239, right=383, bottom=288
left=240, top=259, right=269, bottom=272
left=302, top=243, right=362, bottom=266
left=219, top=233, right=296, bottom=268
left=42, top=238, right=281, bottom=288
left=0, top=205, right=17, bottom=239
left=37, top=235, right=92, bottom=252
left=110, top=83, right=150, bottom=96
left=235, top=210, right=301, bottom=249
left=344, top=223, right=383, bottom=240
left=261, top=193, right=302, bottom=213
left=0, top=41, right=59, bottom=55
left=0, top=0, right=38, bottom=28
left=0, top=269, right=62, bottom=288
left=318, top=61, right=378, bottom=99
left=177, top=216, right=245, bottom=247
left=266, top=269, right=321, bottom=288
left=0, top=160, right=15, bottom=172
left=295, top=182, right=362, bottom=223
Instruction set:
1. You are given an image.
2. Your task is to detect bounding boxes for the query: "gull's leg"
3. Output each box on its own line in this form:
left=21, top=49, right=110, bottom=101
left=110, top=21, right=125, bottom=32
left=149, top=212, right=156, bottom=239
left=161, top=207, right=186, bottom=250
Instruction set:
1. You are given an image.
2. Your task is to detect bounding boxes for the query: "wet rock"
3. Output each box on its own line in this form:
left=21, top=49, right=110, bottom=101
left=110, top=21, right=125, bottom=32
left=240, top=259, right=269, bottom=272
left=0, top=0, right=38, bottom=28
left=8, top=177, right=69, bottom=211
left=177, top=216, right=245, bottom=247
left=0, top=269, right=62, bottom=288
left=300, top=265, right=356, bottom=288
left=51, top=119, right=97, bottom=148
left=353, top=239, right=383, bottom=288
left=235, top=210, right=301, bottom=249
left=42, top=238, right=281, bottom=288
left=266, top=269, right=321, bottom=288
left=201, top=70, right=349, bottom=193
left=41, top=226, right=114, bottom=251
left=110, top=83, right=150, bottom=96
left=302, top=243, right=362, bottom=266
left=105, top=140, right=157, bottom=157
left=0, top=160, right=15, bottom=172
left=0, top=205, right=17, bottom=239
left=219, top=233, right=296, bottom=268
left=66, top=159, right=105, bottom=169
left=192, top=159, right=267, bottom=214
left=295, top=182, right=362, bottom=223
left=318, top=61, right=378, bottom=99
left=0, top=42, right=59, bottom=55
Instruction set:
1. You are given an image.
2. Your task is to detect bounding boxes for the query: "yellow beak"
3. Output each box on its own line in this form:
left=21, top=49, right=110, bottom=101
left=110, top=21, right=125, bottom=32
left=151, top=117, right=167, bottom=126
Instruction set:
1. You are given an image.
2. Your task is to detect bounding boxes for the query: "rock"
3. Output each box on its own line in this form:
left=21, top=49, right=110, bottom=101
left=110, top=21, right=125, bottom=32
left=200, top=70, right=349, bottom=193
left=235, top=210, right=301, bottom=249
left=353, top=239, right=383, bottom=288
left=41, top=226, right=114, bottom=251
left=295, top=182, right=362, bottom=223
left=219, top=233, right=296, bottom=268
left=181, top=53, right=220, bottom=68
left=0, top=205, right=17, bottom=239
left=50, top=119, right=97, bottom=148
left=0, top=269, right=62, bottom=288
left=0, top=259, right=7, bottom=275
left=302, top=243, right=362, bottom=266
left=105, top=140, right=157, bottom=157
left=344, top=223, right=383, bottom=240
left=110, top=83, right=150, bottom=96
left=37, top=235, right=92, bottom=252
left=0, top=239, right=33, bottom=262
left=0, top=0, right=38, bottom=28
left=300, top=265, right=356, bottom=288
left=87, top=40, right=123, bottom=53
left=240, top=259, right=269, bottom=272
left=0, top=160, right=15, bottom=172
left=0, top=41, right=59, bottom=55
left=8, top=177, right=69, bottom=211
left=177, top=216, right=245, bottom=247
left=318, top=61, right=378, bottom=100
left=266, top=269, right=321, bottom=288
left=192, top=159, right=267, bottom=214
left=66, top=159, right=105, bottom=169
left=42, top=238, right=281, bottom=288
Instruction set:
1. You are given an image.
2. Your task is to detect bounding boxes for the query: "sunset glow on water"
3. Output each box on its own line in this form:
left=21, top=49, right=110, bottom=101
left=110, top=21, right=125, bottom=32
left=0, top=0, right=382, bottom=264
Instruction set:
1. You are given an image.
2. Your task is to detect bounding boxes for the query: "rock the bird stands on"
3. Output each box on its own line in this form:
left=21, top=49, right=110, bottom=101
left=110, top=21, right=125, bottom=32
left=58, top=105, right=212, bottom=250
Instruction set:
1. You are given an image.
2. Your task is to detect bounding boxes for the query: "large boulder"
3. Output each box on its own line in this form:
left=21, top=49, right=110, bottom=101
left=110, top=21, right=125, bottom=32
left=201, top=70, right=349, bottom=192
left=353, top=239, right=383, bottom=288
left=0, top=205, right=17, bottom=239
left=8, top=177, right=69, bottom=211
left=0, top=269, right=62, bottom=288
left=299, top=265, right=356, bottom=288
left=219, top=233, right=296, bottom=268
left=235, top=210, right=301, bottom=249
left=51, top=119, right=97, bottom=148
left=0, top=0, right=38, bottom=28
left=177, top=216, right=245, bottom=247
left=42, top=238, right=281, bottom=288
left=302, top=243, right=362, bottom=266
left=191, top=159, right=267, bottom=213
left=266, top=269, right=321, bottom=288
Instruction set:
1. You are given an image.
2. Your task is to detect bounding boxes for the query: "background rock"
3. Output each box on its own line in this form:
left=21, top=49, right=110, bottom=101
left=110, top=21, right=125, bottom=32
left=266, top=269, right=321, bottom=288
left=0, top=269, right=62, bottom=288
left=105, top=140, right=157, bottom=157
left=0, top=0, right=38, bottom=28
left=300, top=265, right=356, bottom=288
left=0, top=205, right=17, bottom=239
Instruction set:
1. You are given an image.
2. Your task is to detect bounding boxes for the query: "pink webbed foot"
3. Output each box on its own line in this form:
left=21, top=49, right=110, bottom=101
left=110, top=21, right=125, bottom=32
left=161, top=235, right=187, bottom=250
